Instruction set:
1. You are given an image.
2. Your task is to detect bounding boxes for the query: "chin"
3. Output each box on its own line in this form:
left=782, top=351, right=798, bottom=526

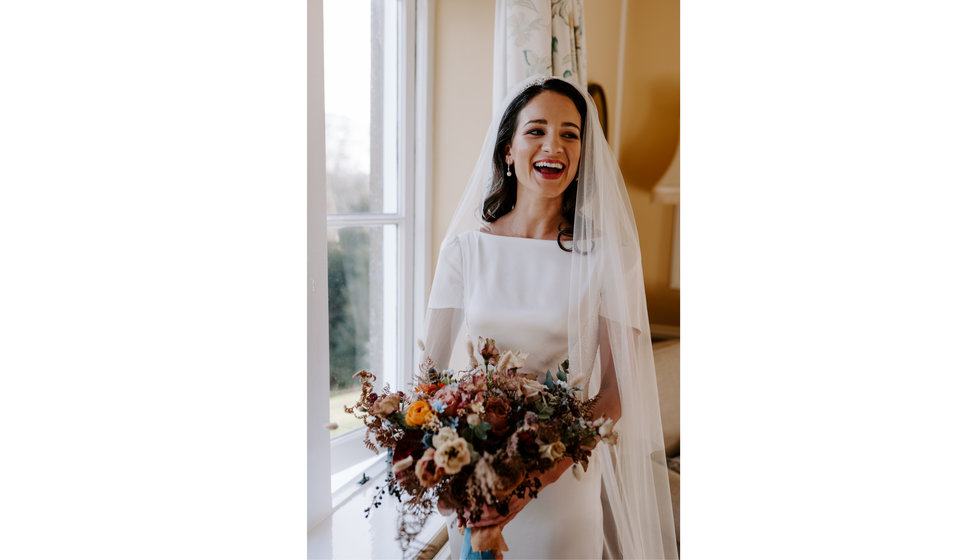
left=533, top=179, right=572, bottom=197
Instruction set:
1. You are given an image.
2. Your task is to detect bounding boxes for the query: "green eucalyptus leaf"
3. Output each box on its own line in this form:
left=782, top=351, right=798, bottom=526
left=473, top=421, right=491, bottom=440
left=388, top=411, right=408, bottom=429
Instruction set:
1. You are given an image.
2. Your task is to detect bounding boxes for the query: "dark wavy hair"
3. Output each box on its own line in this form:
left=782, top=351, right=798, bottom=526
left=482, top=78, right=588, bottom=251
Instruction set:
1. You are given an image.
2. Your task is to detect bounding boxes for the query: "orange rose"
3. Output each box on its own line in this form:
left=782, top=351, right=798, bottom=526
left=405, top=400, right=435, bottom=427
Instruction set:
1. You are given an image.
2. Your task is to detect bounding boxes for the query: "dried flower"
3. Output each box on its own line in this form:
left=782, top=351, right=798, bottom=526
left=598, top=417, right=618, bottom=445
left=415, top=448, right=443, bottom=487
left=423, top=416, right=444, bottom=432
left=370, top=393, right=401, bottom=417
left=393, top=456, right=414, bottom=473
left=484, top=397, right=512, bottom=436
left=467, top=339, right=479, bottom=368
left=497, top=350, right=528, bottom=372
left=539, top=441, right=566, bottom=461
left=479, top=337, right=500, bottom=363
left=597, top=418, right=614, bottom=436
left=471, top=456, right=498, bottom=504
left=489, top=457, right=526, bottom=500
left=518, top=377, right=548, bottom=400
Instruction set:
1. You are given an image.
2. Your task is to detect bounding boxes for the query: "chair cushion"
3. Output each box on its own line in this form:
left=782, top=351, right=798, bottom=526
left=668, top=467, right=681, bottom=550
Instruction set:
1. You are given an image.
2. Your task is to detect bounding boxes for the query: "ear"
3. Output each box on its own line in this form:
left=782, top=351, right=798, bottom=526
left=504, top=145, right=512, bottom=165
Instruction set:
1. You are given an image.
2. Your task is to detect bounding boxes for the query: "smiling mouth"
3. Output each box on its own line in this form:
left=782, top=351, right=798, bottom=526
left=533, top=160, right=565, bottom=178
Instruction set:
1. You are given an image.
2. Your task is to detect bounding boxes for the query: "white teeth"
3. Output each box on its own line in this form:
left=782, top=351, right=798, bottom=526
left=534, top=161, right=564, bottom=171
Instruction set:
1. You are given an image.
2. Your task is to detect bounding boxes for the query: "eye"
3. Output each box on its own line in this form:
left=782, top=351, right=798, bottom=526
left=526, top=128, right=544, bottom=135
left=562, top=131, right=580, bottom=140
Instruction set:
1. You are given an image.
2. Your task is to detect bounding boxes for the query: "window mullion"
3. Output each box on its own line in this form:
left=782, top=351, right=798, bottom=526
left=326, top=213, right=405, bottom=226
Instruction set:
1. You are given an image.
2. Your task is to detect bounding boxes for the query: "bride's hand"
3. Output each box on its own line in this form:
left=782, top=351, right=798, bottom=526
left=464, top=493, right=529, bottom=529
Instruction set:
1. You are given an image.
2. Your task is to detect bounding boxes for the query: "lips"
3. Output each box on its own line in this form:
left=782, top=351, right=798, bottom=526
left=532, top=159, right=565, bottom=179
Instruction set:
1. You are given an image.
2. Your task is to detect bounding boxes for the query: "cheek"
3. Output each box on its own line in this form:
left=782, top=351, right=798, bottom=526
left=570, top=150, right=582, bottom=174
left=516, top=140, right=535, bottom=160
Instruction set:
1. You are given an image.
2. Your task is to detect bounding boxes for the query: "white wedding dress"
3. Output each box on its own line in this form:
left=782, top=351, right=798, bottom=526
left=427, top=230, right=603, bottom=560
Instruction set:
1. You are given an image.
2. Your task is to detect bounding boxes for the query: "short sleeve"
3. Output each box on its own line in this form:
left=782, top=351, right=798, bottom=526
left=428, top=234, right=465, bottom=309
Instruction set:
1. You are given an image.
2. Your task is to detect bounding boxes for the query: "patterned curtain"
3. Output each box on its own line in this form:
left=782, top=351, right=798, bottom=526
left=493, top=0, right=587, bottom=111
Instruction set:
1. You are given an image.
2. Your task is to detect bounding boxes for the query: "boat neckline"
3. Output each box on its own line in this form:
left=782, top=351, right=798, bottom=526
left=476, top=230, right=557, bottom=242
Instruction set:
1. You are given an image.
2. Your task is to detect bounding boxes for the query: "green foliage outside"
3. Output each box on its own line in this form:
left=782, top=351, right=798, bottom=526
left=326, top=117, right=377, bottom=396
left=328, top=227, right=370, bottom=392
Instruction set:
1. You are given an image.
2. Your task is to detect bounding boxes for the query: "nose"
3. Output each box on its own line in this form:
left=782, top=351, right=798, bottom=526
left=543, top=129, right=564, bottom=154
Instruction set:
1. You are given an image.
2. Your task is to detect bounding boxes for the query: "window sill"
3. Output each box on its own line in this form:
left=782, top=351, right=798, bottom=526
left=330, top=454, right=386, bottom=513
left=309, top=461, right=449, bottom=560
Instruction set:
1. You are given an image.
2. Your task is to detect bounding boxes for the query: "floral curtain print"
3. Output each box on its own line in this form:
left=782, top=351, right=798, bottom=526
left=493, top=0, right=587, bottom=107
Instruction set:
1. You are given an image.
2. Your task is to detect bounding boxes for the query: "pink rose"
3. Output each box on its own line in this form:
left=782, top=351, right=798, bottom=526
left=432, top=386, right=461, bottom=416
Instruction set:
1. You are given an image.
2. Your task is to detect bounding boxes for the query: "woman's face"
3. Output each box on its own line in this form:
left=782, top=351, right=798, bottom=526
left=505, top=90, right=582, bottom=204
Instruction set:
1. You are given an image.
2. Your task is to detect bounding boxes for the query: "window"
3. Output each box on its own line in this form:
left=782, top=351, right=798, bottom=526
left=309, top=0, right=431, bottom=531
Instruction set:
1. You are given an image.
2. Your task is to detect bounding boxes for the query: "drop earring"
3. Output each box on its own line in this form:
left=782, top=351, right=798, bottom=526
left=506, top=163, right=513, bottom=177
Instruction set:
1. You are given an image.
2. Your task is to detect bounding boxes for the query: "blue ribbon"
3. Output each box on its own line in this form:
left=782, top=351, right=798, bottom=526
left=461, top=527, right=496, bottom=560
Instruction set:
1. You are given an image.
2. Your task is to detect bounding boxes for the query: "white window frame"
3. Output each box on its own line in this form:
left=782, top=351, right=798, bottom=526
left=308, top=0, right=433, bottom=533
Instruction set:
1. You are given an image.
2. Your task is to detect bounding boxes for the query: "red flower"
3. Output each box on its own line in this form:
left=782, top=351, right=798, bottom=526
left=516, top=431, right=538, bottom=456
left=393, top=429, right=424, bottom=463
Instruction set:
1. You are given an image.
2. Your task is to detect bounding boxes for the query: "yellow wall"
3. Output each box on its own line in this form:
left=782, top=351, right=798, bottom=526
left=587, top=0, right=681, bottom=327
left=431, top=0, right=680, bottom=327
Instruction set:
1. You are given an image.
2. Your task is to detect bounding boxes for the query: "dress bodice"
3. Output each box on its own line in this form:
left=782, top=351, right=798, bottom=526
left=460, top=231, right=571, bottom=378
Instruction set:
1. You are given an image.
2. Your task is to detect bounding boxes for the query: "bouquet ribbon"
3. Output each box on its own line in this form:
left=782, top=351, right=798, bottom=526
left=461, top=527, right=506, bottom=560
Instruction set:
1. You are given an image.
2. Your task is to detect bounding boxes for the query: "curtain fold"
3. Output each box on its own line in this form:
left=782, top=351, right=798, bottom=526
left=493, top=0, right=587, bottom=112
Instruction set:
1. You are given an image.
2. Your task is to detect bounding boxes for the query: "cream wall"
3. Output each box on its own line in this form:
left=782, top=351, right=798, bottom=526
left=430, top=0, right=679, bottom=327
left=430, top=0, right=495, bottom=266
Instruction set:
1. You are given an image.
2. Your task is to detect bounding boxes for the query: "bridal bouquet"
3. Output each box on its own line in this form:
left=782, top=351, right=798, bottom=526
left=344, top=337, right=617, bottom=556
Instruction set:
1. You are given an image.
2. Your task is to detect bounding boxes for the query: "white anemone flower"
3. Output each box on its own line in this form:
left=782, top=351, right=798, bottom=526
left=434, top=437, right=470, bottom=474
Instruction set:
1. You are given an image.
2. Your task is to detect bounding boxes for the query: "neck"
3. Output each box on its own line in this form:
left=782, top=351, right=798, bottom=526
left=495, top=192, right=564, bottom=239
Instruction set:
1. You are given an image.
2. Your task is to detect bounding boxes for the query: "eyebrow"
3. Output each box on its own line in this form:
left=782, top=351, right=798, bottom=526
left=523, top=118, right=581, bottom=131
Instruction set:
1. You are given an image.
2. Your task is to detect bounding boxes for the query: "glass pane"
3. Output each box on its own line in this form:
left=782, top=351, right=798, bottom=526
left=327, top=224, right=397, bottom=439
left=323, top=0, right=397, bottom=214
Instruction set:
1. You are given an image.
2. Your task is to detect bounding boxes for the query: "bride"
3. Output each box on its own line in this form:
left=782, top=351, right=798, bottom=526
left=421, top=76, right=677, bottom=559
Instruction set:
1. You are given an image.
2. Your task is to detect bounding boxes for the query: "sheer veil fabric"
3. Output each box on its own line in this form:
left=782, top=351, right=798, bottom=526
left=421, top=76, right=678, bottom=559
